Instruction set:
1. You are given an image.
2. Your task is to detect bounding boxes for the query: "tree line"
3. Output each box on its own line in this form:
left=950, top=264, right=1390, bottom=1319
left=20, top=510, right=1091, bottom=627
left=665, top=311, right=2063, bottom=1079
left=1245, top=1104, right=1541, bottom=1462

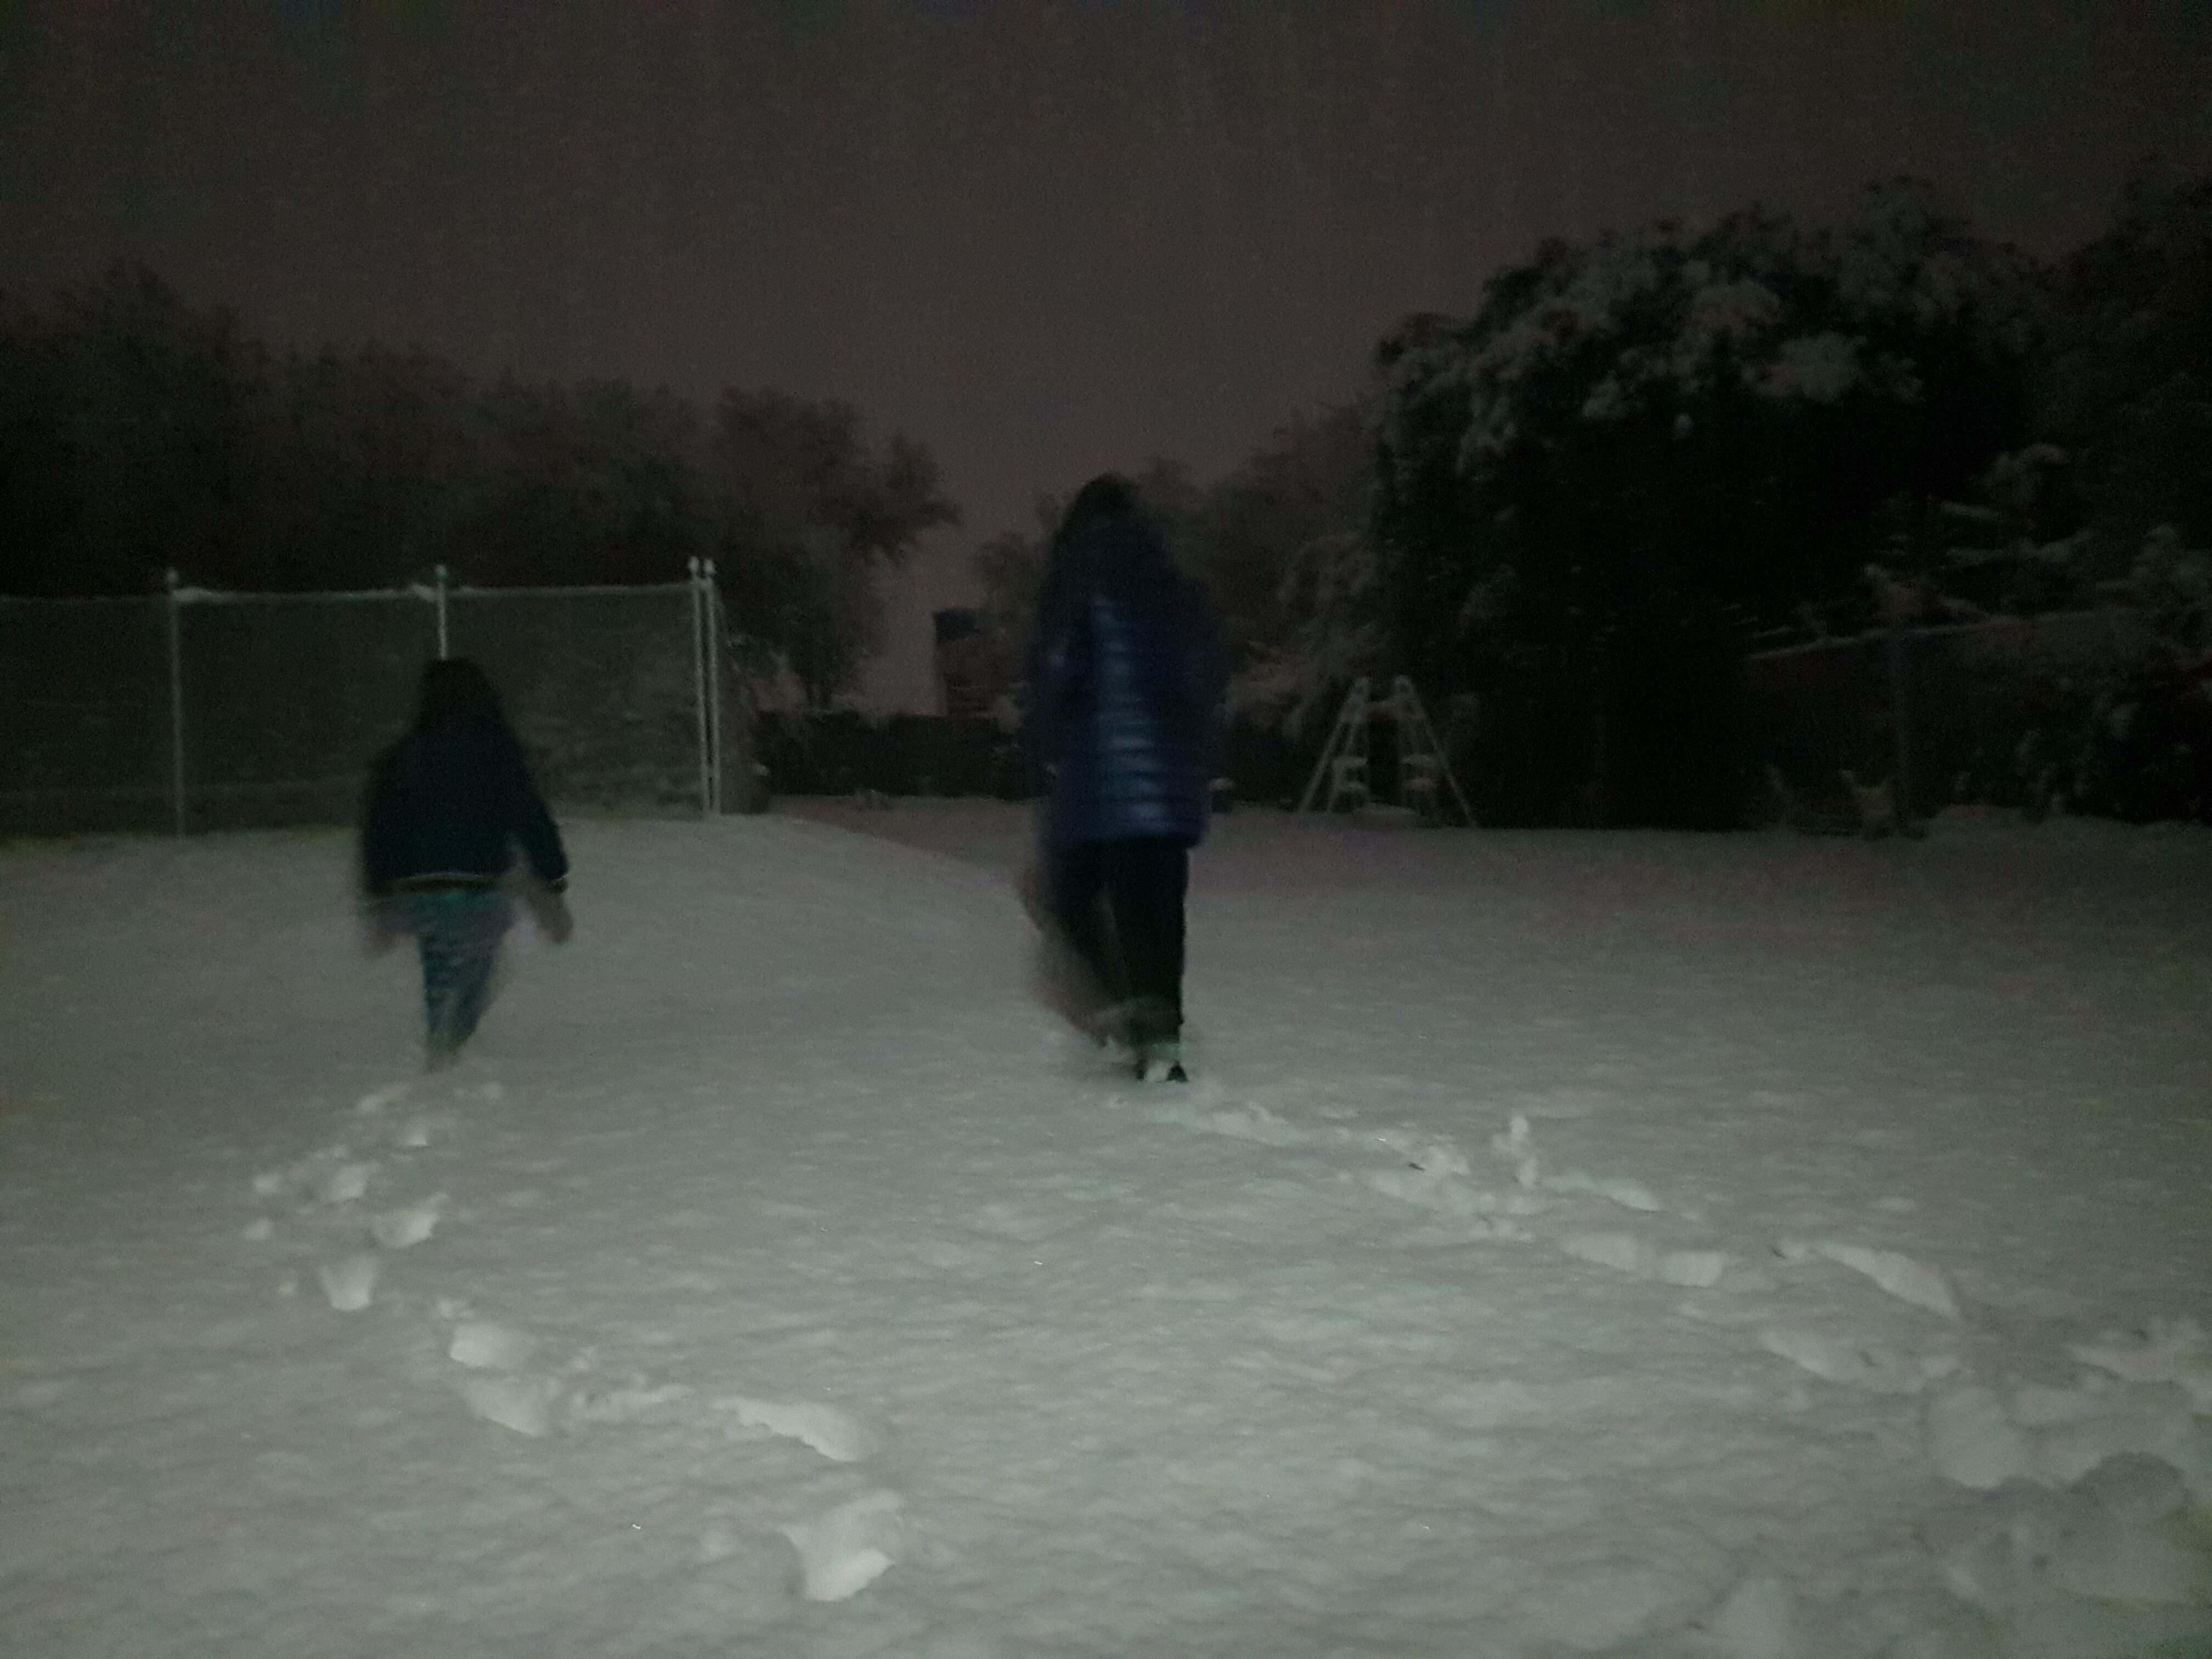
left=5, top=170, right=2206, bottom=743
left=964, top=172, right=2208, bottom=820
left=0, top=266, right=955, bottom=707
left=980, top=174, right=2207, bottom=710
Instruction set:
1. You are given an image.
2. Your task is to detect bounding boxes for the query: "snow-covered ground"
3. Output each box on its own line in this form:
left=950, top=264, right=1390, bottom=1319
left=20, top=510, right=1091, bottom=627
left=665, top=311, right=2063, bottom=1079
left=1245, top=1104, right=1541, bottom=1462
left=3, top=803, right=2210, bottom=1658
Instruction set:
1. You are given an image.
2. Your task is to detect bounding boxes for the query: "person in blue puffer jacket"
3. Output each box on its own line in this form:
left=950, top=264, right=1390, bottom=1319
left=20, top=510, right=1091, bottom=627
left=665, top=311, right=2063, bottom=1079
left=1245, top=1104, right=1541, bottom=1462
left=360, top=658, right=571, bottom=1069
left=1029, top=474, right=1217, bottom=1082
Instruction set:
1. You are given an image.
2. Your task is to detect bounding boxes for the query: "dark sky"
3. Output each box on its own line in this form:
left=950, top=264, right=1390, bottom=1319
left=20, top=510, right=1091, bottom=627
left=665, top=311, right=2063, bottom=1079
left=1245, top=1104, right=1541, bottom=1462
left=5, top=0, right=2210, bottom=563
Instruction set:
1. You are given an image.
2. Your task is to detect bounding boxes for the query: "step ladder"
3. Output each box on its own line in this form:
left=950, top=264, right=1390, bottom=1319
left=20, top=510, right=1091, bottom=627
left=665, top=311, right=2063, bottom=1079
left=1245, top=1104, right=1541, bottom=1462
left=1295, top=676, right=1474, bottom=824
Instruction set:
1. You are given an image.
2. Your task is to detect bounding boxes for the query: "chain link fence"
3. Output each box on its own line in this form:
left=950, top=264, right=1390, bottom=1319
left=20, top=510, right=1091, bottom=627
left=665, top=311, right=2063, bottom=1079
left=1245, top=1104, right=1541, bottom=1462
left=21, top=582, right=2176, bottom=838
left=1, top=567, right=755, bottom=839
left=1741, top=607, right=2180, bottom=825
left=0, top=596, right=174, bottom=835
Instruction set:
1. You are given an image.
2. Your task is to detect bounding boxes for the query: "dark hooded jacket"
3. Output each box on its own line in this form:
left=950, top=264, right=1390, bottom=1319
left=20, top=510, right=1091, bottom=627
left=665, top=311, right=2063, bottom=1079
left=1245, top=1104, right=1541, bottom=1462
left=359, top=664, right=568, bottom=896
left=1031, top=487, right=1216, bottom=849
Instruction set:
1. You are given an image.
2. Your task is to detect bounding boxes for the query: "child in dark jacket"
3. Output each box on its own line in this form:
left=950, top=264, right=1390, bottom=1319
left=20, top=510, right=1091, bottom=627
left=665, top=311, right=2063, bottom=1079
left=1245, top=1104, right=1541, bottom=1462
left=1028, top=475, right=1217, bottom=1082
left=360, top=658, right=571, bottom=1069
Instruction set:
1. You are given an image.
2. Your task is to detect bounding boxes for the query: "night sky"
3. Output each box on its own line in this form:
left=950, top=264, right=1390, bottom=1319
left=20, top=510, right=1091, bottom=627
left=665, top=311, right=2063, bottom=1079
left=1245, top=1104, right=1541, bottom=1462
left=5, top=1, right=2210, bottom=570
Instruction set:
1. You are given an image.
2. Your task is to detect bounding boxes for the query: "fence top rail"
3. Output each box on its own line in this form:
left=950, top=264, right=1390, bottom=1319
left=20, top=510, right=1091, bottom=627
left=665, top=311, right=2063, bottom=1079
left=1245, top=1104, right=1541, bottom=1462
left=0, top=592, right=168, bottom=608
left=448, top=583, right=696, bottom=600
left=3, top=580, right=698, bottom=607
left=177, top=585, right=427, bottom=604
left=1743, top=606, right=2148, bottom=664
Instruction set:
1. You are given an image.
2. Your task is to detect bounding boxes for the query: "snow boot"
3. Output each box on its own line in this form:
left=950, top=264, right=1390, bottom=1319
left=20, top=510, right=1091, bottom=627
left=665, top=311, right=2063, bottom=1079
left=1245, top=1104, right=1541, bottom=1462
left=1136, top=1039, right=1188, bottom=1085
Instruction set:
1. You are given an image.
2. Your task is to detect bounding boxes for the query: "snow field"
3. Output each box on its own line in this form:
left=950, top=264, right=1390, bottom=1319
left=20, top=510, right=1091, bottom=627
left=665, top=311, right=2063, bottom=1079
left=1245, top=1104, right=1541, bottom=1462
left=2, top=806, right=2210, bottom=1656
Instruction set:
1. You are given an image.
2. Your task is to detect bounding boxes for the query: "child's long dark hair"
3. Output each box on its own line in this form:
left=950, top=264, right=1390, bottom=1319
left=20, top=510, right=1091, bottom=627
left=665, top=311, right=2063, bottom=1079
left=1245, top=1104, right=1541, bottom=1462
left=1034, top=473, right=1167, bottom=636
left=411, top=658, right=520, bottom=746
left=1052, top=473, right=1137, bottom=560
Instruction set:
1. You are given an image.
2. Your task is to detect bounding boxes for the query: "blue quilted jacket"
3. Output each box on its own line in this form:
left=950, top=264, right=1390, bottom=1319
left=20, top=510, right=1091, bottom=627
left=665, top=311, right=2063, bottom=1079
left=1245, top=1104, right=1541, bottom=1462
left=1033, top=515, right=1216, bottom=849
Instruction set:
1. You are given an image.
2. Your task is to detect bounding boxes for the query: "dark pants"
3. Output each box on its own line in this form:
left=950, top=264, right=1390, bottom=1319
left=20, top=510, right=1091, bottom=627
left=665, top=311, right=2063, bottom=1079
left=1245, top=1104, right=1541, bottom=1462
left=1047, top=837, right=1189, bottom=1046
left=404, top=889, right=513, bottom=1063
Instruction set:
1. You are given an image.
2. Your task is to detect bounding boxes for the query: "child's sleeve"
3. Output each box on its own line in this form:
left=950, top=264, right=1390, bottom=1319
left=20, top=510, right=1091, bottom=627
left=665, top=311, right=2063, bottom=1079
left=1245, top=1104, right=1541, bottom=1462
left=1028, top=577, right=1093, bottom=766
left=506, top=750, right=570, bottom=893
left=358, top=750, right=402, bottom=898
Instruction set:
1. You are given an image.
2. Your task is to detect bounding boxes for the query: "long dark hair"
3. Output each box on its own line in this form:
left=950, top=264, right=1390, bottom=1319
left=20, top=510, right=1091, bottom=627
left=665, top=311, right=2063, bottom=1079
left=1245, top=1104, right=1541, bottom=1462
left=1036, top=473, right=1164, bottom=636
left=1052, top=473, right=1138, bottom=558
left=410, top=657, right=519, bottom=744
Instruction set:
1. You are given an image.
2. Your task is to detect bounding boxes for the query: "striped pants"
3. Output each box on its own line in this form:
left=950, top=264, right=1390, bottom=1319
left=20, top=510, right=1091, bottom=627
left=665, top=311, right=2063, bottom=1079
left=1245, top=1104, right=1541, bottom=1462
left=404, top=890, right=514, bottom=1064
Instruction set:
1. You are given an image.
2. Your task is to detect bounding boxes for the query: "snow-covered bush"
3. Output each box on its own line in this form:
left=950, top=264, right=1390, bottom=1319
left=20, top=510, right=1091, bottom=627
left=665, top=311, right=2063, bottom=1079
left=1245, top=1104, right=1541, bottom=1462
left=1370, top=181, right=2045, bottom=693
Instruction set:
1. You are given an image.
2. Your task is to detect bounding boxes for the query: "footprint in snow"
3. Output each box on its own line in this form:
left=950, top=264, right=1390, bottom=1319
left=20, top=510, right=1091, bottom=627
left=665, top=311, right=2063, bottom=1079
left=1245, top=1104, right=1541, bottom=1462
left=2070, top=1316, right=2212, bottom=1410
left=566, top=1382, right=694, bottom=1426
left=1915, top=1458, right=2212, bottom=1647
left=1758, top=1327, right=1955, bottom=1395
left=1363, top=1142, right=1543, bottom=1232
left=459, top=1373, right=563, bottom=1436
left=1691, top=1573, right=1802, bottom=1659
left=1363, top=1163, right=1536, bottom=1232
left=1543, top=1169, right=1666, bottom=1214
left=445, top=1321, right=693, bottom=1432
left=713, top=1395, right=882, bottom=1462
left=448, top=1319, right=537, bottom=1370
left=782, top=1489, right=904, bottom=1602
left=1505, top=1547, right=1724, bottom=1654
left=964, top=1204, right=1058, bottom=1243
left=1492, top=1111, right=1674, bottom=1215
left=317, top=1254, right=380, bottom=1312
left=369, top=1193, right=447, bottom=1249
left=15, top=1378, right=73, bottom=1408
left=1146, top=1096, right=1320, bottom=1147
left=318, top=1161, right=377, bottom=1205
left=1775, top=1238, right=1959, bottom=1319
left=2032, top=1384, right=2212, bottom=1497
left=1559, top=1231, right=1731, bottom=1288
left=354, top=1081, right=411, bottom=1116
left=251, top=1143, right=354, bottom=1201
left=1500, top=1086, right=1610, bottom=1120
left=912, top=1240, right=998, bottom=1272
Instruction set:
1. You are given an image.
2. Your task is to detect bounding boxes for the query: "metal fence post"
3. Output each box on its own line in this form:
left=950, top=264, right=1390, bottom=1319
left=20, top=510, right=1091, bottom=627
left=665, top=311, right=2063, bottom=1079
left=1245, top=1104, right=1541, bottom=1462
left=435, top=564, right=450, bottom=658
left=1870, top=567, right=1916, bottom=828
left=1589, top=629, right=1611, bottom=830
left=688, top=558, right=711, bottom=817
left=166, top=568, right=187, bottom=837
left=702, top=558, right=723, bottom=815
left=1886, top=613, right=1912, bottom=826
